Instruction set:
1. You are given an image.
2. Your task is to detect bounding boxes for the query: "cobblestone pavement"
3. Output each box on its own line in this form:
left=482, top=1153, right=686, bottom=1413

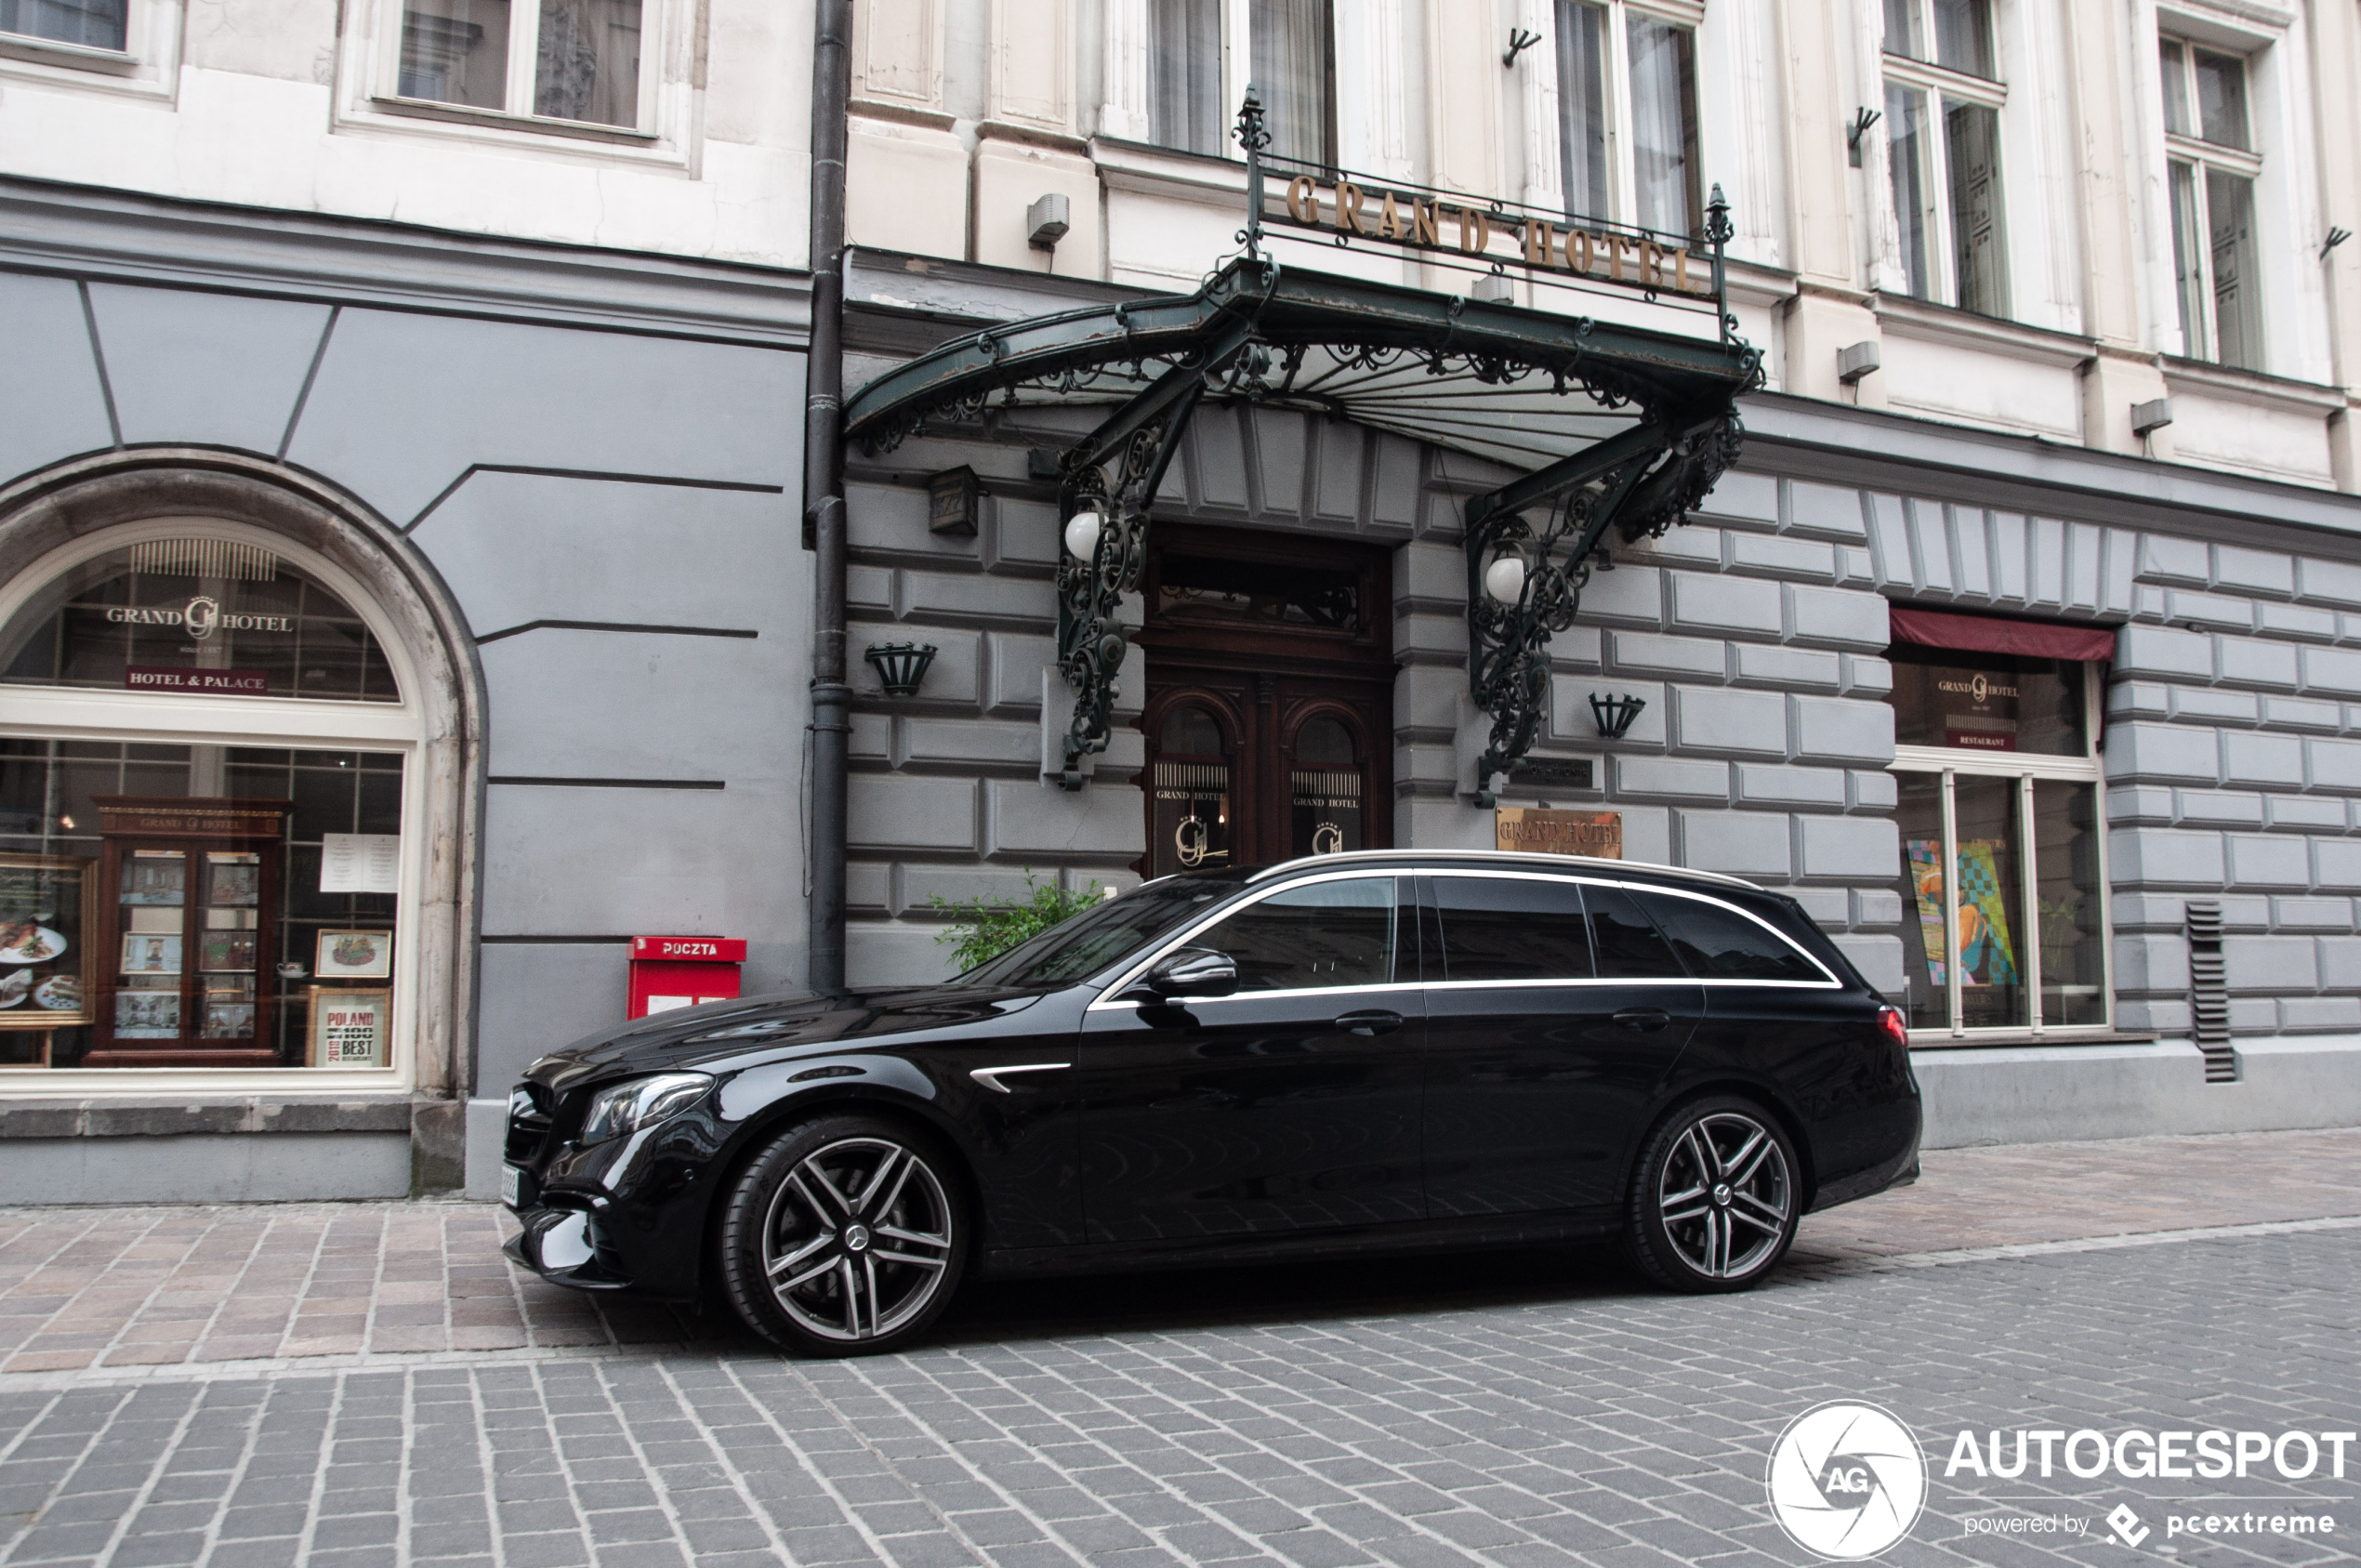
left=0, top=1129, right=2354, bottom=1568
left=4, top=1127, right=2355, bottom=1375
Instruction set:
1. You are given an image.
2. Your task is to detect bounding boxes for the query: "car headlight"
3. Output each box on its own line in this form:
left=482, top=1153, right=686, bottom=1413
left=577, top=1073, right=712, bottom=1146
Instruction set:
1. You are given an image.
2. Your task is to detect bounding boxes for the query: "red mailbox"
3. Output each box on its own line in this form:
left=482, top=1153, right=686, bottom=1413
left=627, top=935, right=747, bottom=1020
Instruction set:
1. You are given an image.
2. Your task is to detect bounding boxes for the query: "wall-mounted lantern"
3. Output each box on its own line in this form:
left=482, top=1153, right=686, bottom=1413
left=1062, top=509, right=1104, bottom=561
left=1481, top=549, right=1526, bottom=605
left=1589, top=692, right=1648, bottom=740
left=864, top=642, right=938, bottom=698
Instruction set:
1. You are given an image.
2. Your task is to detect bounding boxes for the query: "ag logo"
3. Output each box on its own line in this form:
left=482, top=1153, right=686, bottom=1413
left=1765, top=1402, right=1926, bottom=1560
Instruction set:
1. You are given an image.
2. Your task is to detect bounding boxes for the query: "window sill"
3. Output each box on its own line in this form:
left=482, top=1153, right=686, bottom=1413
left=2158, top=355, right=2346, bottom=415
left=0, top=33, right=137, bottom=74
left=1873, top=293, right=2092, bottom=368
left=1907, top=1029, right=2157, bottom=1051
left=367, top=95, right=657, bottom=147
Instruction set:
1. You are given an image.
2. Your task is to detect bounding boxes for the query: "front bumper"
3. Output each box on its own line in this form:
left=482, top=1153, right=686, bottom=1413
left=504, top=1204, right=635, bottom=1291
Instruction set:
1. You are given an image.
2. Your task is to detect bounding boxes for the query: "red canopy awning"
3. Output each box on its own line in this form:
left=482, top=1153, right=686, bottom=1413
left=1889, top=604, right=2117, bottom=662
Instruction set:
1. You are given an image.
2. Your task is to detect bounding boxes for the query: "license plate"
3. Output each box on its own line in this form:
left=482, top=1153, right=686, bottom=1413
left=501, top=1164, right=521, bottom=1208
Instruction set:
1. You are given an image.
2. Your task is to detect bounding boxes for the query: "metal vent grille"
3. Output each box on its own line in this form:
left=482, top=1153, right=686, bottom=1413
left=2185, top=901, right=2236, bottom=1083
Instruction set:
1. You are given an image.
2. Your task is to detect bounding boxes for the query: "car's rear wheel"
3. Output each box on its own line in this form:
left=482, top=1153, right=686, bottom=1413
left=1624, top=1096, right=1799, bottom=1292
left=718, top=1113, right=967, bottom=1355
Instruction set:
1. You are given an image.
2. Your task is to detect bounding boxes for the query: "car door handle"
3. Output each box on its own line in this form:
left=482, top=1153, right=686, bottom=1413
left=1334, top=1009, right=1404, bottom=1037
left=1614, top=1007, right=1672, bottom=1033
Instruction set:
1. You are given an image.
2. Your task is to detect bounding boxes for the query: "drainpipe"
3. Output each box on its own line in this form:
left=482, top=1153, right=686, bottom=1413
left=805, top=0, right=851, bottom=994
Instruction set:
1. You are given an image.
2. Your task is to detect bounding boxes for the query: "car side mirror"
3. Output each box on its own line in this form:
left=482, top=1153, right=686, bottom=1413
left=1143, top=946, right=1238, bottom=999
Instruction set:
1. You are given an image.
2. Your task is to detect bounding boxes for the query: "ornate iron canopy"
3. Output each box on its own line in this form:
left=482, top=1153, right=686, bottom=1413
left=841, top=92, right=1764, bottom=797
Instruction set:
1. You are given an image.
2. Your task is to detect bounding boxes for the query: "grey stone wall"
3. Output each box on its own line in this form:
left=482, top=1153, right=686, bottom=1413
left=0, top=208, right=811, bottom=1102
left=1395, top=467, right=1906, bottom=995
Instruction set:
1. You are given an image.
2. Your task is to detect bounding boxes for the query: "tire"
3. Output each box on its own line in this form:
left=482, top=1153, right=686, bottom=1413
left=718, top=1113, right=969, bottom=1356
left=1623, top=1095, right=1800, bottom=1293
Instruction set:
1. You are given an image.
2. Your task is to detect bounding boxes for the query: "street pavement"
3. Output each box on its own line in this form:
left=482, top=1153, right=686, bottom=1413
left=0, top=1127, right=2354, bottom=1568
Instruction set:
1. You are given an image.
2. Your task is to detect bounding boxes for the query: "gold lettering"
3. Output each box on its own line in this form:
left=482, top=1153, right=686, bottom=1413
left=1286, top=175, right=1318, bottom=224
left=1523, top=218, right=1555, bottom=267
left=1642, top=240, right=1664, bottom=287
left=1608, top=233, right=1627, bottom=281
left=1336, top=181, right=1366, bottom=235
left=1571, top=230, right=1594, bottom=273
left=1671, top=247, right=1691, bottom=292
left=1410, top=198, right=1439, bottom=246
left=1378, top=191, right=1405, bottom=239
left=1456, top=205, right=1493, bottom=255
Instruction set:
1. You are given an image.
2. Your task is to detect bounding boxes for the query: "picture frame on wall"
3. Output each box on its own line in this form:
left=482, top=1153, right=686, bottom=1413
left=314, top=929, right=392, bottom=981
left=120, top=932, right=182, bottom=975
left=306, top=986, right=390, bottom=1068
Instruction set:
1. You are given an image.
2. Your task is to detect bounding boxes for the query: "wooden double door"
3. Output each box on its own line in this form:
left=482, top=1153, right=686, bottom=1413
left=1138, top=526, right=1394, bottom=879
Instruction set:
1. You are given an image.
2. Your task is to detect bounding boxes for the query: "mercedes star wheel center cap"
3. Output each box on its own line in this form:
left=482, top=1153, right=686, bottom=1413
left=842, top=1223, right=871, bottom=1253
left=1712, top=1183, right=1732, bottom=1206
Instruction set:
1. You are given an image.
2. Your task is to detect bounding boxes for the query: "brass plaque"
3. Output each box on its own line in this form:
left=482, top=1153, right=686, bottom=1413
left=1495, top=807, right=1622, bottom=860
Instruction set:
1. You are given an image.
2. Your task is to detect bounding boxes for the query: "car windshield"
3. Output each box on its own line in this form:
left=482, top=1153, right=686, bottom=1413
left=958, top=876, right=1241, bottom=988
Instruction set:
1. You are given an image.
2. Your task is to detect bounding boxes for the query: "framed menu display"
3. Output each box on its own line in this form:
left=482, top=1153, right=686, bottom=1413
left=87, top=797, right=286, bottom=1068
left=0, top=854, right=99, bottom=1046
left=307, top=987, right=390, bottom=1068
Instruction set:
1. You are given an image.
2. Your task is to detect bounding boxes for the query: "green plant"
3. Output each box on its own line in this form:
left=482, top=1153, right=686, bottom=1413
left=930, top=872, right=1104, bottom=972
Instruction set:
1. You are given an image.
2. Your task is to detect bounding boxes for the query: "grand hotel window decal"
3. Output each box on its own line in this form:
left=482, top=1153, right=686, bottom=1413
left=840, top=86, right=1761, bottom=798
left=1153, top=706, right=1232, bottom=876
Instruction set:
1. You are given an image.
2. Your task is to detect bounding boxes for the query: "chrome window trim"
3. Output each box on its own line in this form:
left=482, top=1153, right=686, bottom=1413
left=1425, top=868, right=1845, bottom=990
left=1088, top=869, right=1408, bottom=1010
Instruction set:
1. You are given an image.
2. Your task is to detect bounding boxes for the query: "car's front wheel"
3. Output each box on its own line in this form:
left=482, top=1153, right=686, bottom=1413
left=1624, top=1097, right=1799, bottom=1292
left=718, top=1113, right=967, bottom=1355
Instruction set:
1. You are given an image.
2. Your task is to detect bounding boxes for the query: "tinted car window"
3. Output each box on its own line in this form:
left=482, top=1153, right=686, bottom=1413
left=1199, top=876, right=1396, bottom=991
left=1433, top=876, right=1593, bottom=982
left=1585, top=883, right=1687, bottom=979
left=963, top=876, right=1238, bottom=987
left=1634, top=890, right=1827, bottom=982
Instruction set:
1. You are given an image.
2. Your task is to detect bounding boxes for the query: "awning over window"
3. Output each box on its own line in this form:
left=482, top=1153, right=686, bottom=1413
left=1889, top=604, right=2118, bottom=662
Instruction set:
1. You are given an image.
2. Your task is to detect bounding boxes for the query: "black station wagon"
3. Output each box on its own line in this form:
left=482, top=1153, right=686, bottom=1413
left=503, top=850, right=1922, bottom=1355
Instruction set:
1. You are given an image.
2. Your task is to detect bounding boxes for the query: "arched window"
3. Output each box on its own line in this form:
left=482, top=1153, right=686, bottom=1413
left=1150, top=705, right=1233, bottom=876
left=0, top=521, right=435, bottom=1078
left=1288, top=713, right=1363, bottom=858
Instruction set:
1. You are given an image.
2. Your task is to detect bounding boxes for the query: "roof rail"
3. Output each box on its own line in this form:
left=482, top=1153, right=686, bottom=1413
left=1245, top=849, right=1766, bottom=892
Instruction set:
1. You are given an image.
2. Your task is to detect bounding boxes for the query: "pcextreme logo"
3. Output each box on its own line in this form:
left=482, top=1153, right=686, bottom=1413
left=1765, top=1402, right=1929, bottom=1560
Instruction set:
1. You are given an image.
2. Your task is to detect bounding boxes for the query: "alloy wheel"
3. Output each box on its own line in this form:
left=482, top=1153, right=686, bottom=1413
left=758, top=1135, right=956, bottom=1343
left=1655, top=1112, right=1793, bottom=1280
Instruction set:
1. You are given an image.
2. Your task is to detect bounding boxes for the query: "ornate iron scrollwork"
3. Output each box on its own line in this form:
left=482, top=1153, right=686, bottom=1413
left=1465, top=412, right=1747, bottom=803
left=1054, top=389, right=1206, bottom=789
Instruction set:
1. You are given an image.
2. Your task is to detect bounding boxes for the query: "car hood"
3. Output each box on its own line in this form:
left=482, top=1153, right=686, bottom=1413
left=522, top=983, right=1053, bottom=1090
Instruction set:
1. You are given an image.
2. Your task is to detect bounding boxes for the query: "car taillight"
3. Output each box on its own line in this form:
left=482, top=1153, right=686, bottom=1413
left=1876, top=1005, right=1909, bottom=1049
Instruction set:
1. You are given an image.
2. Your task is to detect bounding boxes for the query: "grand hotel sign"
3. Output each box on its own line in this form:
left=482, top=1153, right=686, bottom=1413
left=1269, top=176, right=1717, bottom=300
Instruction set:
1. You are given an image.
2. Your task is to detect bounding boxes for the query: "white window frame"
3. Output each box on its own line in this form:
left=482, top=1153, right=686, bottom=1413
left=0, top=0, right=180, bottom=101
left=0, top=520, right=431, bottom=1100
left=1532, top=0, right=1704, bottom=234
left=1876, top=0, right=2008, bottom=313
left=340, top=0, right=682, bottom=155
left=2158, top=33, right=2264, bottom=366
left=1890, top=671, right=2114, bottom=1045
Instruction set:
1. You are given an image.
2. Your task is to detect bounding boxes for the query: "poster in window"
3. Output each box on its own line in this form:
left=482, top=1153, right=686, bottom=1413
left=121, top=933, right=183, bottom=976
left=114, top=989, right=181, bottom=1038
left=1, top=851, right=98, bottom=1030
left=308, top=987, right=389, bottom=1068
left=203, top=1000, right=257, bottom=1039
left=206, top=854, right=260, bottom=907
left=200, top=932, right=259, bottom=972
left=314, top=929, right=393, bottom=981
left=123, top=851, right=186, bottom=905
left=1904, top=837, right=2021, bottom=991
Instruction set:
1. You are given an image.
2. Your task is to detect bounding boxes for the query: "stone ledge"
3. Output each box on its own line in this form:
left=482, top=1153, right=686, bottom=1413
left=0, top=1097, right=428, bottom=1140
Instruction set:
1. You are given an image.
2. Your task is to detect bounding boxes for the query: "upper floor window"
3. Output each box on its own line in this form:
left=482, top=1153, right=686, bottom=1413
left=0, top=0, right=124, bottom=50
left=1144, top=0, right=1330, bottom=167
left=1146, top=0, right=1223, bottom=156
left=390, top=0, right=643, bottom=128
left=1882, top=0, right=2006, bottom=316
left=1555, top=0, right=1701, bottom=240
left=1251, top=0, right=1333, bottom=168
left=2160, top=37, right=2261, bottom=369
